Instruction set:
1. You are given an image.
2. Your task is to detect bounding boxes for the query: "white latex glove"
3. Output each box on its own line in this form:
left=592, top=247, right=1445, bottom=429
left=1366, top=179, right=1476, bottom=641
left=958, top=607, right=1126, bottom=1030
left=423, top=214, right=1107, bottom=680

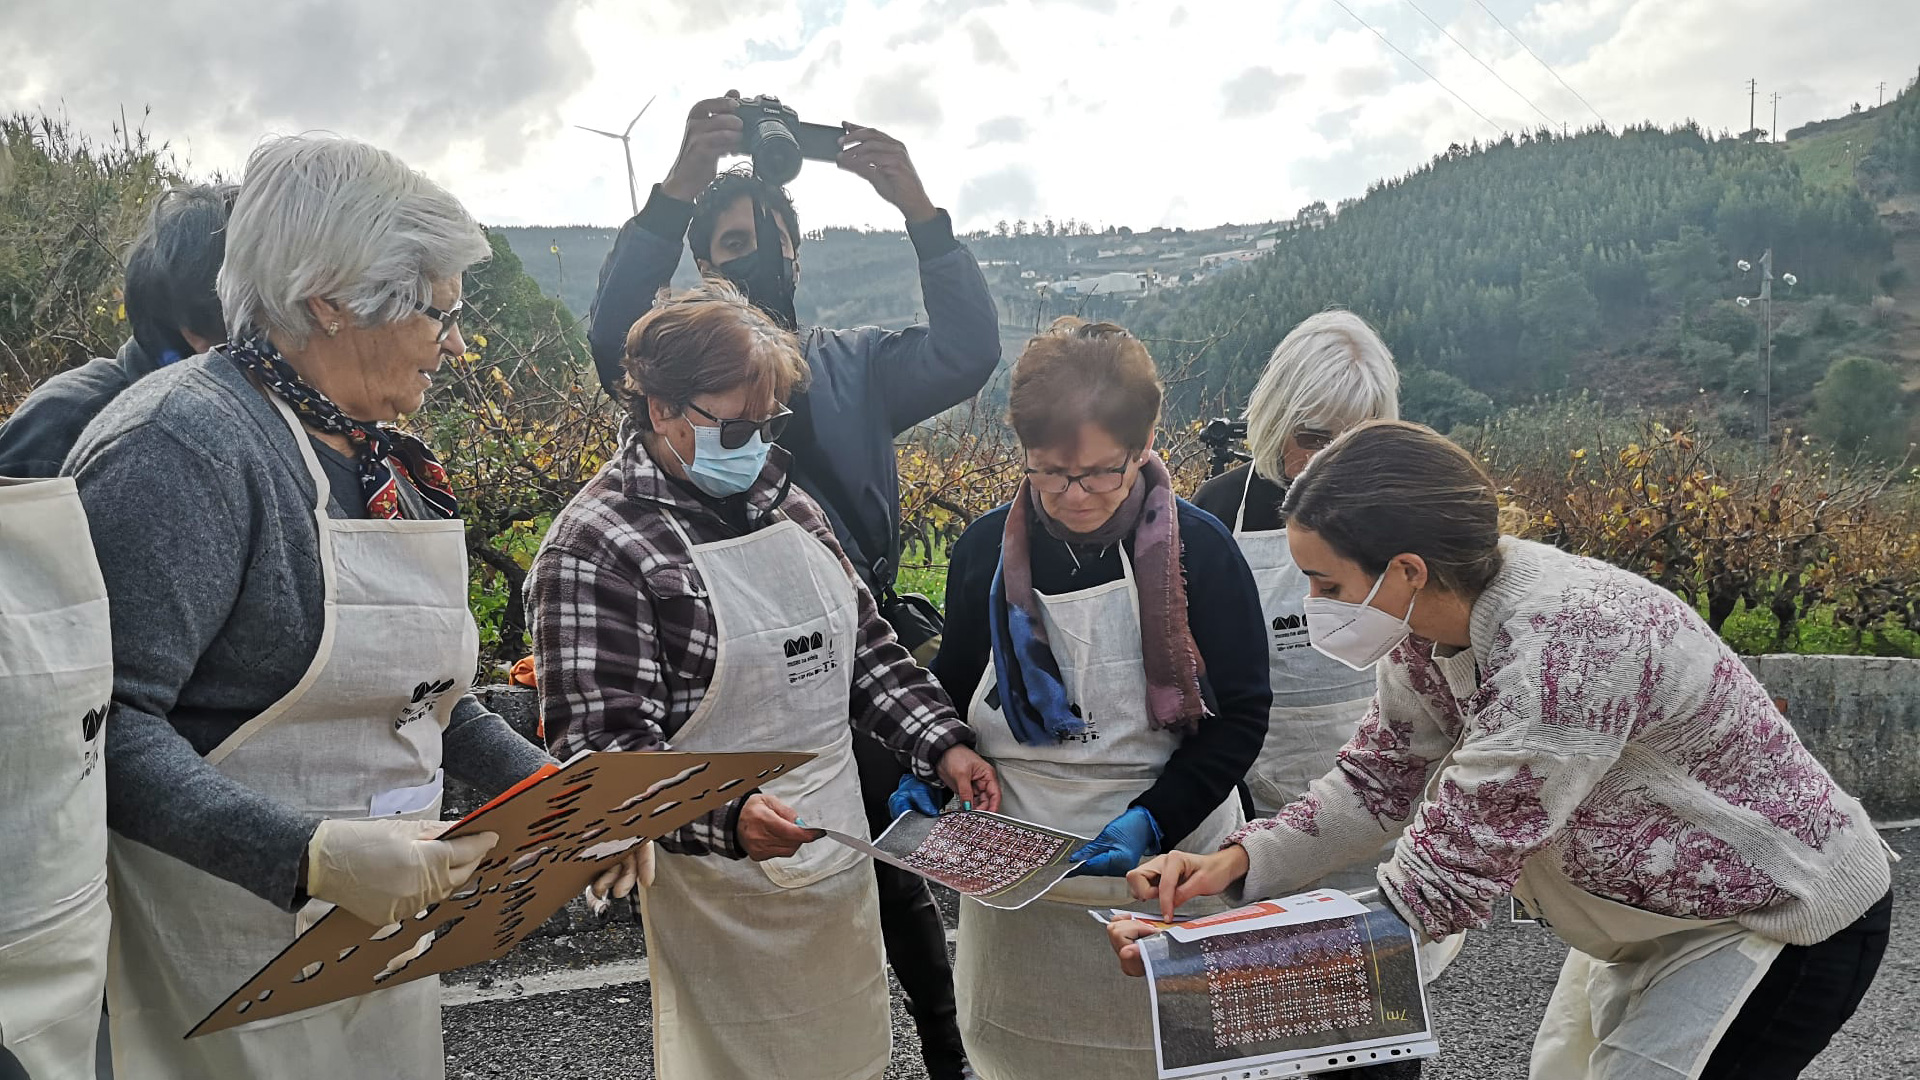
left=584, top=841, right=655, bottom=916
left=306, top=818, right=499, bottom=927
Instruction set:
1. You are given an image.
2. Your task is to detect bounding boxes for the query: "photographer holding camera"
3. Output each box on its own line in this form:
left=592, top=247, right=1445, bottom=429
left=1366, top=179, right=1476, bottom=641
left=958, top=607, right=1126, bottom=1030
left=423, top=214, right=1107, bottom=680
left=586, top=92, right=1000, bottom=1080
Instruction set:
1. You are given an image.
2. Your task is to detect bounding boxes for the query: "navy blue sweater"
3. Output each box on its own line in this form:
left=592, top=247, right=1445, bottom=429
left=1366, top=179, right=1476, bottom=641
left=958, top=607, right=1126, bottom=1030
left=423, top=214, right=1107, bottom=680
left=932, top=499, right=1271, bottom=845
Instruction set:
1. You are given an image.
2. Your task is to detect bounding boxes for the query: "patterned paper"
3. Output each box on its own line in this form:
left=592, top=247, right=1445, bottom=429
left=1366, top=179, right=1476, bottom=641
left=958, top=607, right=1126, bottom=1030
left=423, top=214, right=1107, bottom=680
left=899, top=812, right=1073, bottom=895
left=1200, top=920, right=1374, bottom=1047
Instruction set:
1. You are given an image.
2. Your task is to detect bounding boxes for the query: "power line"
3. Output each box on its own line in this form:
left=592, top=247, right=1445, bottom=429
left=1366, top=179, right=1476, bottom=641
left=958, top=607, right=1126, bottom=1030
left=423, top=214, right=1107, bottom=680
left=1402, top=0, right=1563, bottom=130
left=1467, top=0, right=1608, bottom=128
left=1327, top=0, right=1508, bottom=137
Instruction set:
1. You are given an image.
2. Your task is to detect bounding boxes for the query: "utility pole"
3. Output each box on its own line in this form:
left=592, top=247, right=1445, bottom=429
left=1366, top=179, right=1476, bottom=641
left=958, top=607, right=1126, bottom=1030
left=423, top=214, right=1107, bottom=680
left=1770, top=91, right=1781, bottom=142
left=1738, top=253, right=1798, bottom=452
left=1746, top=78, right=1757, bottom=135
left=1879, top=81, right=1889, bottom=108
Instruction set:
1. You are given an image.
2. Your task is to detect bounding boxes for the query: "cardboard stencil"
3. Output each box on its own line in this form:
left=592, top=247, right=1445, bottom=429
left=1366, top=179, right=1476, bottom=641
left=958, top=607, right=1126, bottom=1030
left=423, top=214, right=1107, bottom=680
left=190, top=750, right=811, bottom=1038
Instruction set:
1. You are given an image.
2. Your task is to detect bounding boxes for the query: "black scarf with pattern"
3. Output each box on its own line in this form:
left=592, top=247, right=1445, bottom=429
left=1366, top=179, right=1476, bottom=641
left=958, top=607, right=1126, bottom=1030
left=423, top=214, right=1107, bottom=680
left=225, top=338, right=459, bottom=520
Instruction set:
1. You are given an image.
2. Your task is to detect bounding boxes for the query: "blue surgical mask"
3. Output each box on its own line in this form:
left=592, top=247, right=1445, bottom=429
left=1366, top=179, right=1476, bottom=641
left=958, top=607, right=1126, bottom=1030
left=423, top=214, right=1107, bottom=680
left=668, top=422, right=771, bottom=498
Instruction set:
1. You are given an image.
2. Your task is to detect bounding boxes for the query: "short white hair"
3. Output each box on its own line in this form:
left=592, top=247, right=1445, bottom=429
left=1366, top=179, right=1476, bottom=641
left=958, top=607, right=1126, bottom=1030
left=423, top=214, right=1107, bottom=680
left=218, top=135, right=490, bottom=347
left=1244, top=309, right=1400, bottom=483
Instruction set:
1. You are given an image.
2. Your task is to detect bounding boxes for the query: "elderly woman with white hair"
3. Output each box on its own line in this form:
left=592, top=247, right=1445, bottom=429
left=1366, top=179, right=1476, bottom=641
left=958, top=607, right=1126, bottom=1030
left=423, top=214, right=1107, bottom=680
left=63, top=135, right=560, bottom=1079
left=1193, top=310, right=1401, bottom=826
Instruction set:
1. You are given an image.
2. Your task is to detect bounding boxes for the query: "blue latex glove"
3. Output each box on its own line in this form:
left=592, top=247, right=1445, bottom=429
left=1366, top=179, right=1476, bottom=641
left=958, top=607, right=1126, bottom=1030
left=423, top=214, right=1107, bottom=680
left=888, top=774, right=947, bottom=819
left=1068, top=807, right=1162, bottom=877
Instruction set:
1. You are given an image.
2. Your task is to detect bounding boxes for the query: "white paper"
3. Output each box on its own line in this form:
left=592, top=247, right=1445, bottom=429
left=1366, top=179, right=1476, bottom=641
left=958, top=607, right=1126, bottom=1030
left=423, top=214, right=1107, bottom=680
left=1088, top=889, right=1371, bottom=941
left=369, top=769, right=444, bottom=817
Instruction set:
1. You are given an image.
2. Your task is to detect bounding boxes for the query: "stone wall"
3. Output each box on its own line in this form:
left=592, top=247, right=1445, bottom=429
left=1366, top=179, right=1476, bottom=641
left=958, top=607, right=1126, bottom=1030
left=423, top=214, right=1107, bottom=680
left=1742, top=655, right=1920, bottom=821
left=459, top=656, right=1920, bottom=822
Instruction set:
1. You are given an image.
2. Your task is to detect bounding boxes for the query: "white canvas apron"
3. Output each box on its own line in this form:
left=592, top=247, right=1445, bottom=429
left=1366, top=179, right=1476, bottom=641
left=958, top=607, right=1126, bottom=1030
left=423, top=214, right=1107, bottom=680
left=0, top=477, right=113, bottom=1080
left=106, top=394, right=477, bottom=1079
left=956, top=549, right=1243, bottom=1080
left=1517, top=850, right=1783, bottom=1080
left=1229, top=473, right=1378, bottom=824
left=636, top=512, right=889, bottom=1080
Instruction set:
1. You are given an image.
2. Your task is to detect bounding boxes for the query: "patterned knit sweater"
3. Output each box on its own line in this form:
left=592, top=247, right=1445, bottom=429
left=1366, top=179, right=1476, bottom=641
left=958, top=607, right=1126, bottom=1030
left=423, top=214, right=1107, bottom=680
left=1230, top=538, right=1892, bottom=947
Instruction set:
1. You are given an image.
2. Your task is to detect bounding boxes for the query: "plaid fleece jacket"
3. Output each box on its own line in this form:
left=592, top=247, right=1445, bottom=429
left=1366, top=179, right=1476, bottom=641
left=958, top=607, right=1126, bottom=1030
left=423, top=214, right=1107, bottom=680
left=527, top=438, right=971, bottom=858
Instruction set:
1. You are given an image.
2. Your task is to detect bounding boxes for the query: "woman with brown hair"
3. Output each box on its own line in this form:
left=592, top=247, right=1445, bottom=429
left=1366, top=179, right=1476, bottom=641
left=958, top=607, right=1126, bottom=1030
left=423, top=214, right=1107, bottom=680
left=1109, top=420, right=1894, bottom=1080
left=928, top=317, right=1270, bottom=1078
left=526, top=282, right=998, bottom=1080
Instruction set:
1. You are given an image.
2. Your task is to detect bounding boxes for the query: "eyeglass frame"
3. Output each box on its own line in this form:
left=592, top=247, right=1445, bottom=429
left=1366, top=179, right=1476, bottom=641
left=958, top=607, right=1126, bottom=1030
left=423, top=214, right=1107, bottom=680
left=409, top=297, right=465, bottom=344
left=1292, top=427, right=1337, bottom=452
left=684, top=399, right=794, bottom=450
left=1022, top=455, right=1138, bottom=496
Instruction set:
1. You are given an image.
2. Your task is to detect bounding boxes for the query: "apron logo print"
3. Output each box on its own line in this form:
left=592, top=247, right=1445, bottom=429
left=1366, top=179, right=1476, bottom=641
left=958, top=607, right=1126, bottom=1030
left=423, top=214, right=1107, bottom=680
left=783, top=632, right=825, bottom=658
left=80, top=702, right=107, bottom=775
left=1055, top=702, right=1101, bottom=744
left=782, top=631, right=839, bottom=685
left=395, top=679, right=457, bottom=732
left=1270, top=612, right=1311, bottom=653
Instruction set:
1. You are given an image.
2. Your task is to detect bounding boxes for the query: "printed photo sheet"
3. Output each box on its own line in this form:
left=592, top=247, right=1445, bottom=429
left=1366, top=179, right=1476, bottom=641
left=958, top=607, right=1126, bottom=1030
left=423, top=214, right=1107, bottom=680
left=1139, top=898, right=1439, bottom=1078
left=823, top=809, right=1091, bottom=909
left=1090, top=888, right=1370, bottom=941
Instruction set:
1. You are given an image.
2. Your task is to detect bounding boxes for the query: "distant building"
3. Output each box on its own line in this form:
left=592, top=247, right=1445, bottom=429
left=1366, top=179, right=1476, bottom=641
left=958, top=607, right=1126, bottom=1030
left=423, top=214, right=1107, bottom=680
left=1038, top=270, right=1153, bottom=297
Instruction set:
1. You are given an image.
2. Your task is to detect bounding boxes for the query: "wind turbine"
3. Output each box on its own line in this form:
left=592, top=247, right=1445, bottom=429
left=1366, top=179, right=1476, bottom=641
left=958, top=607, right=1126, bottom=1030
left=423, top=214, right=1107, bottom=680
left=576, top=95, right=656, bottom=217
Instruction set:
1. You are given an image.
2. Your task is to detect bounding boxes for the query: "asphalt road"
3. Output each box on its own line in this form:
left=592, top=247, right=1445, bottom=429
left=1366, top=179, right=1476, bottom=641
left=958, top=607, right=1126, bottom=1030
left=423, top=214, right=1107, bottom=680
left=442, top=828, right=1919, bottom=1079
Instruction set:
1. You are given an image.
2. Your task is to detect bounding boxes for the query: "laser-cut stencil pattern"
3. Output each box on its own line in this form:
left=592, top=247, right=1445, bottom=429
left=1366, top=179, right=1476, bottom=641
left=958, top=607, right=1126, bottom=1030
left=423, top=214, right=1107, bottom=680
left=190, top=750, right=809, bottom=1038
left=899, top=812, right=1072, bottom=895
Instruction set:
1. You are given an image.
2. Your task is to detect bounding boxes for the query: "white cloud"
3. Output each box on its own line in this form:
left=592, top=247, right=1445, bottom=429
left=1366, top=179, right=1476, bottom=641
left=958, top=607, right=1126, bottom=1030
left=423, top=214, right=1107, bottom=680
left=2, top=0, right=1914, bottom=235
left=1222, top=68, right=1308, bottom=118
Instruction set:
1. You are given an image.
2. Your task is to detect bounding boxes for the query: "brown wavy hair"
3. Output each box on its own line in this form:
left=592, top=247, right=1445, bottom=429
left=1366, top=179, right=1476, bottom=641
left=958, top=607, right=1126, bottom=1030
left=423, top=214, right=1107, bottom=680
left=1006, top=317, right=1163, bottom=451
left=620, top=280, right=809, bottom=429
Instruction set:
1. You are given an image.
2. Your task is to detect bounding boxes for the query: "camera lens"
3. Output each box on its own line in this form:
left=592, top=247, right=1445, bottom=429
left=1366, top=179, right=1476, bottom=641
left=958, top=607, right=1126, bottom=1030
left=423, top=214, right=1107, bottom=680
left=752, top=119, right=802, bottom=186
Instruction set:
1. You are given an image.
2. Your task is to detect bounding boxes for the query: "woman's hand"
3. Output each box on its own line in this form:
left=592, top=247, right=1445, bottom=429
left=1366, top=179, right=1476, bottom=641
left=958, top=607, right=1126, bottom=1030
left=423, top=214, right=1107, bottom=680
left=1126, top=845, right=1251, bottom=923
left=738, top=793, right=823, bottom=861
left=934, top=745, right=1001, bottom=813
left=305, top=819, right=499, bottom=927
left=584, top=841, right=654, bottom=915
left=1107, top=918, right=1159, bottom=978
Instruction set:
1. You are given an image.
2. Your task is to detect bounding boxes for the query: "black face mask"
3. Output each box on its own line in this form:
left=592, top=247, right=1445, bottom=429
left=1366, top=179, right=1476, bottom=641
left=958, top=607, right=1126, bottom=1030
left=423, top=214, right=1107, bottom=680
left=715, top=202, right=798, bottom=331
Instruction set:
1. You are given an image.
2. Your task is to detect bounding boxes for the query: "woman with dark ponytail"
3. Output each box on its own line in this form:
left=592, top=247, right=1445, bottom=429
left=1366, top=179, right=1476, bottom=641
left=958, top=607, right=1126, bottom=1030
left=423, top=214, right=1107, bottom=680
left=1109, top=420, right=1893, bottom=1080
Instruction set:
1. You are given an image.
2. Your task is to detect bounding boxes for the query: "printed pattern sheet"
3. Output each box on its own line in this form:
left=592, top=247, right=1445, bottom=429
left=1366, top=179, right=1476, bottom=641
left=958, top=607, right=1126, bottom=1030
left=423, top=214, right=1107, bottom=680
left=1201, top=920, right=1375, bottom=1047
left=823, top=809, right=1089, bottom=909
left=1139, top=897, right=1439, bottom=1079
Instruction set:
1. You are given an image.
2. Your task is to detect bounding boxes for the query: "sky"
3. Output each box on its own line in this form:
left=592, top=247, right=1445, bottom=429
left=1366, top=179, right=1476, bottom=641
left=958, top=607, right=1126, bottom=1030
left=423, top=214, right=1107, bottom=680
left=2, top=0, right=1915, bottom=233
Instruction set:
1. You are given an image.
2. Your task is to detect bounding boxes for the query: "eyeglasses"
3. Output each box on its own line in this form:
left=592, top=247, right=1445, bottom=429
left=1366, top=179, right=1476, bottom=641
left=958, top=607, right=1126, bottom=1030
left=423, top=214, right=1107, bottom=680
left=1293, top=428, right=1336, bottom=452
left=1023, top=461, right=1133, bottom=495
left=686, top=400, right=793, bottom=449
left=411, top=298, right=464, bottom=344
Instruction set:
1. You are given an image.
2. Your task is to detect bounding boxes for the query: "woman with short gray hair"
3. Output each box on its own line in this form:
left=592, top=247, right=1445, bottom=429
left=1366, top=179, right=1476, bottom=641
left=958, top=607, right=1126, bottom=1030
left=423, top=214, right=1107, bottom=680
left=66, top=134, right=563, bottom=1079
left=1194, top=310, right=1400, bottom=823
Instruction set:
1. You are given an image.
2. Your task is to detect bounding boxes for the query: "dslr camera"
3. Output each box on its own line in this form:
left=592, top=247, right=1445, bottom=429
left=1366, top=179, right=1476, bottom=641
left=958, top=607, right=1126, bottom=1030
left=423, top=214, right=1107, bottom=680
left=735, top=95, right=844, bottom=186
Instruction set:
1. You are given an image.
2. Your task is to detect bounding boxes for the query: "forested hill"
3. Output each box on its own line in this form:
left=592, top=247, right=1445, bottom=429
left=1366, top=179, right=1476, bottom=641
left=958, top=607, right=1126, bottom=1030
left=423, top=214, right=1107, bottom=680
left=494, top=80, right=1920, bottom=437
left=1122, top=122, right=1896, bottom=425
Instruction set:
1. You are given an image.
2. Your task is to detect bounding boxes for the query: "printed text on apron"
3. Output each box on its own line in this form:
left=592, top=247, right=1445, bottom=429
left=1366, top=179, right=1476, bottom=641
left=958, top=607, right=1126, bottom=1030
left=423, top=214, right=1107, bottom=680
left=957, top=548, right=1243, bottom=1080
left=0, top=477, right=113, bottom=1080
left=636, top=510, right=890, bottom=1080
left=105, top=395, right=477, bottom=1080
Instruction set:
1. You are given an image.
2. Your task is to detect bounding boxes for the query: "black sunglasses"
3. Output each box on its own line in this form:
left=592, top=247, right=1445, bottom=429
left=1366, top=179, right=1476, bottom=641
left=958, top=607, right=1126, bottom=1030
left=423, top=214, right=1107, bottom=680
left=410, top=297, right=464, bottom=344
left=685, top=400, right=793, bottom=449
